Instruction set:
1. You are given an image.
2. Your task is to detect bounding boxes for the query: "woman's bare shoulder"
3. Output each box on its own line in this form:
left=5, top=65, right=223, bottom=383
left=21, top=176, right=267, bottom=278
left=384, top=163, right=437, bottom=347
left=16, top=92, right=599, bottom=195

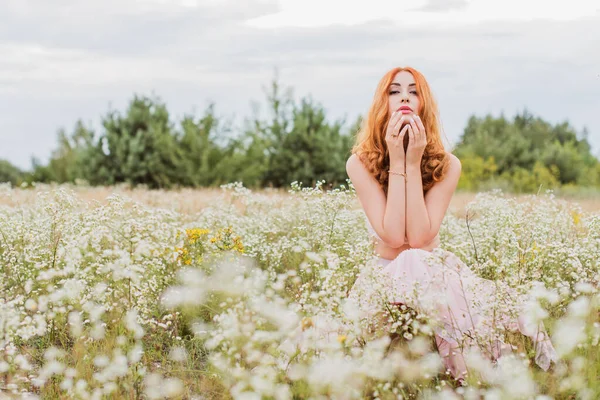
left=444, top=151, right=459, bottom=161
left=346, top=153, right=369, bottom=173
left=445, top=152, right=462, bottom=173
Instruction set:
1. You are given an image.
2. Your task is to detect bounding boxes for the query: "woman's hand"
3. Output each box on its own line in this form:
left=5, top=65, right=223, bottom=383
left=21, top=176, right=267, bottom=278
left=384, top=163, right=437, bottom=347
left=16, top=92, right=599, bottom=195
left=405, top=115, right=427, bottom=167
left=385, top=111, right=409, bottom=167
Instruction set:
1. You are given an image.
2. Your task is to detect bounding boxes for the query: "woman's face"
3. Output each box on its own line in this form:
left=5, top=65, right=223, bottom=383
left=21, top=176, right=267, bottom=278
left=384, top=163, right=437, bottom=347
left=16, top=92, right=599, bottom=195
left=388, top=70, right=420, bottom=119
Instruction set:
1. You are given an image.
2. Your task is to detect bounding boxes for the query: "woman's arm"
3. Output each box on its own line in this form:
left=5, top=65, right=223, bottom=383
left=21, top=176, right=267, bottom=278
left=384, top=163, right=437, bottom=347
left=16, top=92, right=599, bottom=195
left=383, top=162, right=407, bottom=247
left=346, top=154, right=406, bottom=248
left=405, top=153, right=461, bottom=248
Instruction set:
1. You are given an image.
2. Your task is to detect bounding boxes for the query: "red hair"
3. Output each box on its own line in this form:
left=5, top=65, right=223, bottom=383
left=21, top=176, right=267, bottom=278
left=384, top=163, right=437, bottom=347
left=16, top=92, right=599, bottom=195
left=351, top=66, right=450, bottom=196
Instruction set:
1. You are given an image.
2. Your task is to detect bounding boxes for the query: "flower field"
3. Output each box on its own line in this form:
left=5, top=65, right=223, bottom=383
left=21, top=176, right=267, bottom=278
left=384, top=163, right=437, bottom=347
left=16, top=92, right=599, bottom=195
left=0, top=181, right=599, bottom=399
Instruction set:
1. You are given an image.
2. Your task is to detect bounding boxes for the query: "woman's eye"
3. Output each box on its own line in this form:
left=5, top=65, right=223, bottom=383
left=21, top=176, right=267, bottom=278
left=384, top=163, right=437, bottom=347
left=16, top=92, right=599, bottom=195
left=389, top=90, right=399, bottom=95
left=410, top=91, right=418, bottom=95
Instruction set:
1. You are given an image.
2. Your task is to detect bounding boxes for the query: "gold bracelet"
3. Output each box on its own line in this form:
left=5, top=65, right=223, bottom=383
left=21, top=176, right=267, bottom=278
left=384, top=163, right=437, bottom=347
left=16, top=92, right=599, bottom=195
left=388, top=169, right=407, bottom=178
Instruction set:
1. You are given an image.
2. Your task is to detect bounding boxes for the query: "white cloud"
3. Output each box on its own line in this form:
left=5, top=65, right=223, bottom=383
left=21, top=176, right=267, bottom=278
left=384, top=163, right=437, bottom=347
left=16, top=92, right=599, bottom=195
left=0, top=43, right=202, bottom=87
left=1, top=0, right=599, bottom=170
left=246, top=0, right=600, bottom=28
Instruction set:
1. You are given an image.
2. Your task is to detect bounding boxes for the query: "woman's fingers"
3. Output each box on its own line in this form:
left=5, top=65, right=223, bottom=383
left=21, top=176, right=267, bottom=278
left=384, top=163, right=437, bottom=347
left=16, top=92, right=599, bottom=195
left=387, top=111, right=402, bottom=136
left=398, top=123, right=410, bottom=138
left=393, top=116, right=406, bottom=136
left=409, top=117, right=419, bottom=139
left=415, top=115, right=426, bottom=134
left=414, top=115, right=426, bottom=145
left=385, top=113, right=396, bottom=137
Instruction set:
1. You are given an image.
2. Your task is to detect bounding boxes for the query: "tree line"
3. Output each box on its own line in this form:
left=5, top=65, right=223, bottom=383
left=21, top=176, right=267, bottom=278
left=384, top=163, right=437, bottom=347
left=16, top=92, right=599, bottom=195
left=2, top=78, right=598, bottom=194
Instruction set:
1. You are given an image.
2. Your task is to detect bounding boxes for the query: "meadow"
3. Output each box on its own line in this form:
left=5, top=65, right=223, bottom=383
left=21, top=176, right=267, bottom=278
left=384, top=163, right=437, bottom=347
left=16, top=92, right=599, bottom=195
left=0, top=181, right=599, bottom=399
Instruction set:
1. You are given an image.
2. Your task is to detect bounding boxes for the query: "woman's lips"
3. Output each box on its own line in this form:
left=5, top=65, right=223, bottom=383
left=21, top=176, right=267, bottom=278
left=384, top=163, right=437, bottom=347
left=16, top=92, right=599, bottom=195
left=400, top=109, right=412, bottom=114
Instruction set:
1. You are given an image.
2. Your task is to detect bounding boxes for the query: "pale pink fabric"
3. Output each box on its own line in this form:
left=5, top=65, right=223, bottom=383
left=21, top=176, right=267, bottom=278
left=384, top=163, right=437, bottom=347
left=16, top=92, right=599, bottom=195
left=349, top=248, right=558, bottom=380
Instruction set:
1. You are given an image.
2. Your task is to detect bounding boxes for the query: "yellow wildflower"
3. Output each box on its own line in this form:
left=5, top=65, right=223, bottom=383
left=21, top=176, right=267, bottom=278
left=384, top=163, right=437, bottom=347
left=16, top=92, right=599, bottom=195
left=301, top=317, right=313, bottom=331
left=186, top=228, right=210, bottom=243
left=571, top=210, right=581, bottom=226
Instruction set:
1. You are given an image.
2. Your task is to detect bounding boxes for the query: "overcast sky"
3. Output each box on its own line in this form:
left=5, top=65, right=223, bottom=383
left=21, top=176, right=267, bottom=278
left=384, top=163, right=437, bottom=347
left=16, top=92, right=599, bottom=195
left=2, top=0, right=599, bottom=171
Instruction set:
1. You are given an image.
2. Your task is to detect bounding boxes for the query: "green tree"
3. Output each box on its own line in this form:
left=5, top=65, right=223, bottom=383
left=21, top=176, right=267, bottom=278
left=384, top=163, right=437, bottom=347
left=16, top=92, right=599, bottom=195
left=454, top=109, right=598, bottom=192
left=456, top=153, right=498, bottom=191
left=249, top=79, right=354, bottom=189
left=540, top=139, right=586, bottom=184
left=96, top=95, right=185, bottom=189
left=175, top=104, right=230, bottom=187
left=0, top=159, right=24, bottom=185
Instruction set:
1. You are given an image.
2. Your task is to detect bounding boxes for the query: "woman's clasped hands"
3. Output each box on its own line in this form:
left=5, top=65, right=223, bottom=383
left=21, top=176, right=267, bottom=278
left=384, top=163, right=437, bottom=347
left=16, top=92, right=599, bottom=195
left=385, top=111, right=427, bottom=166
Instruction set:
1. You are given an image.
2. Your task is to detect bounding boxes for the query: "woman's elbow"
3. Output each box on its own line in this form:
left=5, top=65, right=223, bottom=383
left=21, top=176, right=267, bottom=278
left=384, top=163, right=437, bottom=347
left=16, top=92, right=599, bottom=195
left=383, top=237, right=405, bottom=248
left=378, top=237, right=395, bottom=248
left=408, top=236, right=428, bottom=249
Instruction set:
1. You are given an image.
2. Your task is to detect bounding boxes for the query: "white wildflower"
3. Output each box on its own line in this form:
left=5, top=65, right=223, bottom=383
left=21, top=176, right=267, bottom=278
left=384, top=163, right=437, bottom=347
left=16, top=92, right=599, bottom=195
left=68, top=311, right=83, bottom=337
left=128, top=343, right=143, bottom=364
left=143, top=373, right=184, bottom=399
left=124, top=309, right=144, bottom=339
left=93, top=355, right=110, bottom=368
left=305, top=252, right=323, bottom=263
left=568, top=296, right=591, bottom=318
left=25, top=298, right=37, bottom=311
left=90, top=323, right=105, bottom=340
left=169, top=346, right=188, bottom=362
left=307, top=355, right=363, bottom=394
left=553, top=318, right=587, bottom=357
left=163, top=378, right=184, bottom=397
left=574, top=282, right=596, bottom=294
left=0, top=361, right=9, bottom=373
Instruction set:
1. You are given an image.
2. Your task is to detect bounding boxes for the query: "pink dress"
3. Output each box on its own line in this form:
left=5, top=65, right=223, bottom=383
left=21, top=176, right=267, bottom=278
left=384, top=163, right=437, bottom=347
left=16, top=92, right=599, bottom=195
left=348, top=218, right=558, bottom=379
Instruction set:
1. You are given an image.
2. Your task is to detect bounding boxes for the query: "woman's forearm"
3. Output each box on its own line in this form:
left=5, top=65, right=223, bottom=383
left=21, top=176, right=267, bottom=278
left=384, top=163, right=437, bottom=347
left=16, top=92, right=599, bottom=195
left=382, top=162, right=407, bottom=247
left=405, top=163, right=431, bottom=247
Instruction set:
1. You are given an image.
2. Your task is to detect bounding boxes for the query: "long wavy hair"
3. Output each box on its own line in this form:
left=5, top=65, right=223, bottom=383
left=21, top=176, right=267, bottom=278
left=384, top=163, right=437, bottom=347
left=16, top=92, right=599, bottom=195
left=351, top=66, right=450, bottom=196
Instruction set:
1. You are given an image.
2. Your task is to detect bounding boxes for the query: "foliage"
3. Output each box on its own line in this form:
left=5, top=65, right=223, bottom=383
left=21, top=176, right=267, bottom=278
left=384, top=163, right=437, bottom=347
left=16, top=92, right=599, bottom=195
left=454, top=110, right=599, bottom=192
left=20, top=79, right=358, bottom=191
left=5, top=81, right=598, bottom=195
left=0, top=159, right=24, bottom=186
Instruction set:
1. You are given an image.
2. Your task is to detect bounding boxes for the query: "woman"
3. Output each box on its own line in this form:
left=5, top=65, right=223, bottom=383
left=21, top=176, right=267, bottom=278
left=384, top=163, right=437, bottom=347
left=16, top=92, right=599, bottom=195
left=345, top=66, right=557, bottom=382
